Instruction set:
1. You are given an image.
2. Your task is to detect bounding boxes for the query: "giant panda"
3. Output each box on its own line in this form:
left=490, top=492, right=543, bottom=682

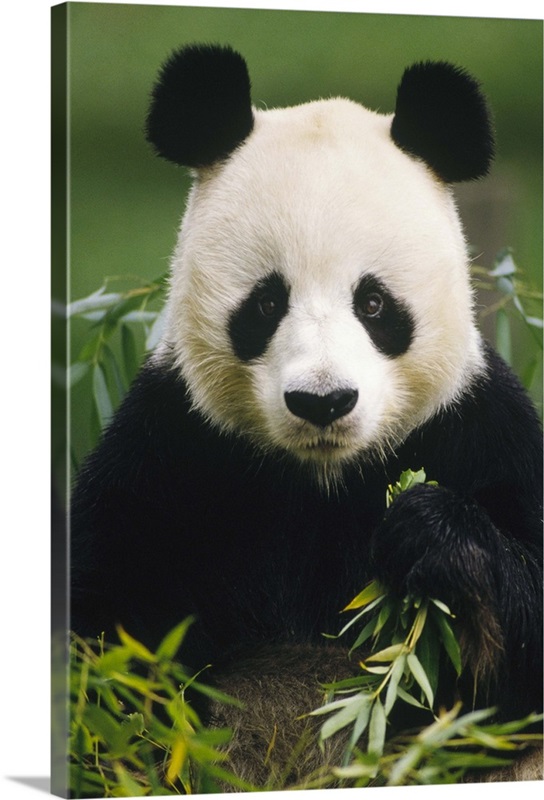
left=71, top=44, right=543, bottom=786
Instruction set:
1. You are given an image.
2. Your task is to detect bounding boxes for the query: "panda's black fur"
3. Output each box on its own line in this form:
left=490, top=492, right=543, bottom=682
left=71, top=45, right=543, bottom=785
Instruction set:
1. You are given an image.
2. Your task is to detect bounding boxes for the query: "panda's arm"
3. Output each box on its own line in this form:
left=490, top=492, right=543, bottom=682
left=371, top=344, right=542, bottom=718
left=70, top=360, right=216, bottom=652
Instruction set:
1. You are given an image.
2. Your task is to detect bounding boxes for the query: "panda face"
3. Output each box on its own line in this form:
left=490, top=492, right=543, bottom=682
left=162, top=98, right=484, bottom=482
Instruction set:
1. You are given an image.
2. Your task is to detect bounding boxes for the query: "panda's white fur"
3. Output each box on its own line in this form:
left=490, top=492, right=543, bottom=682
left=159, top=98, right=484, bottom=484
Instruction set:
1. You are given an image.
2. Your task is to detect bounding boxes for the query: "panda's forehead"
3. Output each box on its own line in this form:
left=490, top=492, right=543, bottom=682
left=188, top=97, right=465, bottom=297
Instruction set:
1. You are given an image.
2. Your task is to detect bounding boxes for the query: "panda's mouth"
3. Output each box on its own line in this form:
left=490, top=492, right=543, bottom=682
left=291, top=430, right=355, bottom=461
left=301, top=438, right=346, bottom=452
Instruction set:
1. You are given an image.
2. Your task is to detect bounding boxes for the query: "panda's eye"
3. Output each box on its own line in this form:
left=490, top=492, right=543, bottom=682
left=258, top=295, right=278, bottom=318
left=352, top=274, right=414, bottom=358
left=359, top=292, right=384, bottom=318
left=229, top=272, right=290, bottom=362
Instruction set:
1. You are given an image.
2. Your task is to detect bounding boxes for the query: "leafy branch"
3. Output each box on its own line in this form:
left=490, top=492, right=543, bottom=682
left=69, top=620, right=253, bottom=797
left=472, top=249, right=543, bottom=386
left=53, top=274, right=168, bottom=459
left=311, top=469, right=543, bottom=784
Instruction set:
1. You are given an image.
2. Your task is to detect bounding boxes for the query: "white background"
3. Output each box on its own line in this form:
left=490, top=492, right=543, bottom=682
left=1, top=1, right=541, bottom=798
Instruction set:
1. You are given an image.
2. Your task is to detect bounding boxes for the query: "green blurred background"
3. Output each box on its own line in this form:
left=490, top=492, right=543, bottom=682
left=55, top=2, right=543, bottom=466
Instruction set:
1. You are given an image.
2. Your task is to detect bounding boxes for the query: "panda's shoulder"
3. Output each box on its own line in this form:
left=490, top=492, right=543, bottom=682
left=461, top=342, right=541, bottom=442
left=77, top=357, right=228, bottom=488
left=407, top=341, right=542, bottom=492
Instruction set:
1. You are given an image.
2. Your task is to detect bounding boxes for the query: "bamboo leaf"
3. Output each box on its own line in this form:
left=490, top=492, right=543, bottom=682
left=384, top=654, right=407, bottom=715
left=408, top=603, right=428, bottom=648
left=92, top=363, right=114, bottom=429
left=407, top=652, right=434, bottom=709
left=359, top=663, right=390, bottom=675
left=68, top=288, right=122, bottom=317
left=416, top=621, right=440, bottom=698
left=430, top=597, right=454, bottom=617
left=396, top=686, right=427, bottom=709
left=366, top=644, right=406, bottom=663
left=103, top=344, right=127, bottom=400
left=343, top=580, right=386, bottom=611
left=320, top=695, right=369, bottom=741
left=350, top=616, right=380, bottom=653
left=113, top=763, right=148, bottom=796
left=68, top=361, right=90, bottom=387
left=121, top=324, right=139, bottom=385
left=489, top=250, right=516, bottom=277
left=495, top=308, right=512, bottom=364
left=116, top=626, right=157, bottom=663
left=83, top=704, right=123, bottom=750
left=337, top=595, right=385, bottom=637
left=156, top=618, right=194, bottom=662
left=146, top=305, right=168, bottom=351
left=167, top=736, right=188, bottom=783
left=348, top=700, right=372, bottom=753
left=432, top=608, right=462, bottom=676
left=368, top=699, right=387, bottom=756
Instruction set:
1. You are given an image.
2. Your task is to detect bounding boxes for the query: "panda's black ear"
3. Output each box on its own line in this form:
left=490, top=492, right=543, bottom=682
left=146, top=44, right=254, bottom=168
left=391, top=62, right=495, bottom=182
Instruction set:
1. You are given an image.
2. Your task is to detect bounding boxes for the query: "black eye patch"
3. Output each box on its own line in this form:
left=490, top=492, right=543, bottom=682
left=353, top=274, right=414, bottom=357
left=228, top=272, right=290, bottom=361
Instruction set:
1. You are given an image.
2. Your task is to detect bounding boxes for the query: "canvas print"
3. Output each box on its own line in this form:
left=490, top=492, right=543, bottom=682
left=51, top=2, right=543, bottom=796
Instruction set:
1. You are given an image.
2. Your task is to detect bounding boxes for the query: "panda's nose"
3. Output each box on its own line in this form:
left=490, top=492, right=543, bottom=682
left=284, top=389, right=358, bottom=427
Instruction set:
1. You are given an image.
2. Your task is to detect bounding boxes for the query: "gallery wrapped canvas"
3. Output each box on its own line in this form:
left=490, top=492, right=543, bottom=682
left=51, top=3, right=543, bottom=796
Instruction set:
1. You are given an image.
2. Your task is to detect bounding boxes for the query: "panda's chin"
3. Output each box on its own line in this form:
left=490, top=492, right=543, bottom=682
left=296, top=439, right=353, bottom=460
left=284, top=432, right=360, bottom=473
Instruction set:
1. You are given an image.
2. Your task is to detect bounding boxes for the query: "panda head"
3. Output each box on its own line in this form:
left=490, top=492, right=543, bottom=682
left=147, top=45, right=494, bottom=486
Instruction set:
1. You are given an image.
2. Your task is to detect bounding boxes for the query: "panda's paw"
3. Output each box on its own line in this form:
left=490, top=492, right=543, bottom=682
left=370, top=483, right=497, bottom=608
left=371, top=482, right=509, bottom=686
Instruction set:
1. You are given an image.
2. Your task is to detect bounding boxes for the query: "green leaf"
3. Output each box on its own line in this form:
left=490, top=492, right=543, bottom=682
left=68, top=288, right=123, bottom=317
left=522, top=357, right=541, bottom=392
left=70, top=721, right=93, bottom=757
left=384, top=654, right=407, bottom=715
left=121, top=324, right=139, bottom=385
left=495, top=308, right=512, bottom=364
left=92, top=363, right=114, bottom=429
left=116, top=626, right=157, bottom=663
left=102, top=293, right=152, bottom=327
left=416, top=621, right=440, bottom=698
left=430, top=597, right=454, bottom=616
left=146, top=306, right=168, bottom=351
left=396, top=685, right=427, bottom=709
left=68, top=361, right=89, bottom=387
left=156, top=617, right=194, bottom=662
left=386, top=468, right=429, bottom=507
left=368, top=698, right=387, bottom=756
left=372, top=598, right=394, bottom=639
left=348, top=700, right=373, bottom=754
left=350, top=616, right=380, bottom=653
left=83, top=703, right=124, bottom=750
left=489, top=250, right=517, bottom=277
left=524, top=315, right=544, bottom=329
left=337, top=595, right=385, bottom=638
left=343, top=579, right=385, bottom=611
left=312, top=693, right=365, bottom=718
left=432, top=607, right=462, bottom=676
left=320, top=696, right=368, bottom=741
left=77, top=331, right=103, bottom=364
left=366, top=643, right=406, bottom=663
left=496, top=275, right=515, bottom=296
left=482, top=712, right=543, bottom=736
left=113, top=763, right=148, bottom=796
left=103, top=344, right=127, bottom=400
left=407, top=652, right=434, bottom=709
left=190, top=680, right=245, bottom=708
